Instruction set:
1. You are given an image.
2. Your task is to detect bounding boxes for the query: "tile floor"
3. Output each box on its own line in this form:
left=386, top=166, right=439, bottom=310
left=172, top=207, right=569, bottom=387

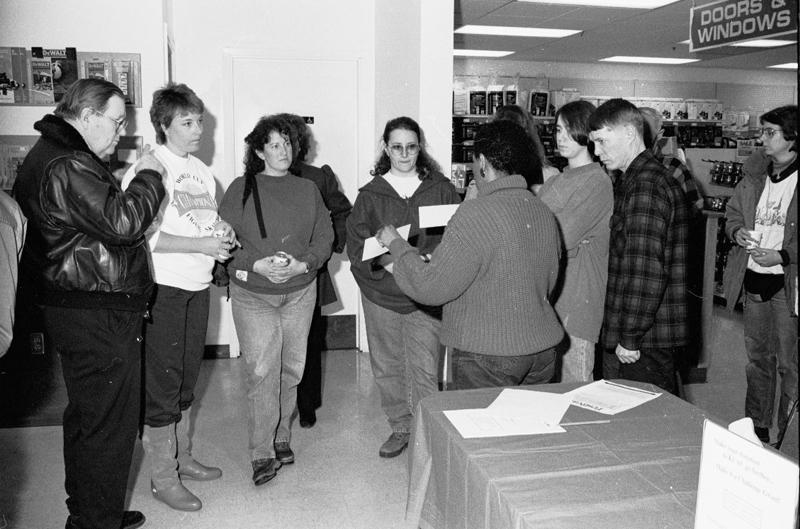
left=0, top=306, right=780, bottom=529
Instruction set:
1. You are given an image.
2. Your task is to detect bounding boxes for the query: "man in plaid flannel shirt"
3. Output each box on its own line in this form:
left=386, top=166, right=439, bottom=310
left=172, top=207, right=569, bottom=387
left=589, top=99, right=690, bottom=394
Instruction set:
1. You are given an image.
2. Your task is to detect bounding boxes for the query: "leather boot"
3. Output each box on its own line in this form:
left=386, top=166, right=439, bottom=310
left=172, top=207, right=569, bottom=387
left=142, top=424, right=202, bottom=511
left=176, top=408, right=222, bottom=481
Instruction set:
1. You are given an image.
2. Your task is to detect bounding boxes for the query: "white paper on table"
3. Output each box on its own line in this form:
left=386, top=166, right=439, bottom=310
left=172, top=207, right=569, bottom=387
left=694, top=419, right=799, bottom=529
left=487, top=389, right=571, bottom=426
left=418, top=204, right=459, bottom=228
left=728, top=417, right=763, bottom=445
left=443, top=408, right=565, bottom=439
left=564, top=380, right=661, bottom=415
left=361, top=224, right=411, bottom=261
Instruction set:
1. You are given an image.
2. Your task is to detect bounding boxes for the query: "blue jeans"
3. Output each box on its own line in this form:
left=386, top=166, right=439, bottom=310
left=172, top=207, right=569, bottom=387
left=361, top=295, right=441, bottom=433
left=231, top=281, right=316, bottom=461
left=744, top=289, right=798, bottom=432
left=451, top=347, right=556, bottom=390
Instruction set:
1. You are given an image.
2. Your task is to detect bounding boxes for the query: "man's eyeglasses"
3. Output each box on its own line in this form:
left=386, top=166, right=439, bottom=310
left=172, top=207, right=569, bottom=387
left=91, top=108, right=127, bottom=133
left=388, top=143, right=420, bottom=157
left=759, top=127, right=782, bottom=139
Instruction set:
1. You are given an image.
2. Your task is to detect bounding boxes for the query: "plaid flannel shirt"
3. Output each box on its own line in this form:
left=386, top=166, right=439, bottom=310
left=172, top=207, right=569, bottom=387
left=602, top=150, right=690, bottom=351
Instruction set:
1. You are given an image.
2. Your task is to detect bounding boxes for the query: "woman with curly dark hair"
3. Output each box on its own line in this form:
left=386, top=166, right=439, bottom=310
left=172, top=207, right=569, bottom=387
left=346, top=116, right=460, bottom=458
left=218, top=114, right=333, bottom=486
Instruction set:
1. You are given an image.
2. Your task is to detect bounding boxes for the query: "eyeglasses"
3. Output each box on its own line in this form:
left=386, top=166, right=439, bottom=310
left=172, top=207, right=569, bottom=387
left=388, top=143, right=420, bottom=157
left=759, top=127, right=782, bottom=138
left=91, top=108, right=127, bottom=133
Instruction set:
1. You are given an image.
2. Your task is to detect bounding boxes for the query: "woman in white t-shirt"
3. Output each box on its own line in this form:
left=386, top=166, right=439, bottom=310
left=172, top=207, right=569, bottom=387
left=724, top=105, right=797, bottom=446
left=123, top=83, right=236, bottom=511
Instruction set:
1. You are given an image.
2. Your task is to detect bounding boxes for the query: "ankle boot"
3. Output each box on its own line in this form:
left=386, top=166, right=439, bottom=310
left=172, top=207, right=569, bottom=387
left=150, top=480, right=202, bottom=511
left=142, top=424, right=202, bottom=511
left=176, top=408, right=222, bottom=481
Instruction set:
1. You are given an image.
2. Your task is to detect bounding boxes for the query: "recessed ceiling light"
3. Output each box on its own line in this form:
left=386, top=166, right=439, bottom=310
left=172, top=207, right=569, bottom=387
left=455, top=25, right=580, bottom=38
left=517, top=0, right=677, bottom=8
left=600, top=56, right=699, bottom=64
left=453, top=50, right=515, bottom=58
left=730, top=39, right=796, bottom=48
left=767, top=62, right=798, bottom=69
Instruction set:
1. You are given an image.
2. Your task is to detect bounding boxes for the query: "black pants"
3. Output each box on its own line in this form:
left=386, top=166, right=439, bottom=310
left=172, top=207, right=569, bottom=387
left=297, top=305, right=324, bottom=416
left=603, top=346, right=681, bottom=395
left=44, top=305, right=144, bottom=529
left=143, top=284, right=209, bottom=427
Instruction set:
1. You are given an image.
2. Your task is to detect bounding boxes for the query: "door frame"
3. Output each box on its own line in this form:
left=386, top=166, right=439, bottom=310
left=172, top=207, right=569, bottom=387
left=221, top=48, right=372, bottom=352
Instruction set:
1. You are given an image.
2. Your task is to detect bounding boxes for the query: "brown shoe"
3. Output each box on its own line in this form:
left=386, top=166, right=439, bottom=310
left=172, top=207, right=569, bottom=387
left=379, top=432, right=410, bottom=458
left=151, top=481, right=202, bottom=511
left=178, top=458, right=222, bottom=481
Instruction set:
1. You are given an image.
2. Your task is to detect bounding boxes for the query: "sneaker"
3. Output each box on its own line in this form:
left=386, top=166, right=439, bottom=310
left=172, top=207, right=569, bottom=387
left=252, top=458, right=281, bottom=486
left=379, top=432, right=410, bottom=458
left=274, top=441, right=295, bottom=464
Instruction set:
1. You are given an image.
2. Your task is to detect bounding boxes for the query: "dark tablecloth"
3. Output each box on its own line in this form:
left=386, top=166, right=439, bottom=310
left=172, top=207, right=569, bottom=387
left=406, top=381, right=711, bottom=529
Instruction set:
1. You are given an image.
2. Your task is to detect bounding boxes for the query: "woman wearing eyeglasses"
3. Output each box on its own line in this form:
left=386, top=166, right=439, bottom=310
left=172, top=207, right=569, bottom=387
left=346, top=116, right=460, bottom=458
left=723, top=105, right=797, bottom=446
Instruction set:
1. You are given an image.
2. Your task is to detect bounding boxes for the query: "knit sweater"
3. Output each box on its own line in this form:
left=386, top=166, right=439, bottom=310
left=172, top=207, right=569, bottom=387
left=389, top=174, right=564, bottom=356
left=539, top=162, right=612, bottom=342
left=218, top=173, right=333, bottom=295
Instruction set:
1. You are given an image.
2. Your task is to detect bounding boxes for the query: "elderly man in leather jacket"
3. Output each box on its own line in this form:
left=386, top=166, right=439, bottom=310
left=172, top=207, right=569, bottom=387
left=14, top=78, right=165, bottom=529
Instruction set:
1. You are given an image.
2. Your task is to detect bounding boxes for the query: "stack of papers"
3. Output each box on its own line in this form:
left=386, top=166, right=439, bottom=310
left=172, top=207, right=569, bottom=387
left=564, top=380, right=661, bottom=415
left=443, top=381, right=662, bottom=439
left=443, top=389, right=570, bottom=439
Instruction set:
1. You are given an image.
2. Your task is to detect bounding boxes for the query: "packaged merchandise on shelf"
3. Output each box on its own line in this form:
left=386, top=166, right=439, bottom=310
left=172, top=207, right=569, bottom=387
left=529, top=91, right=549, bottom=117
left=487, top=84, right=504, bottom=115
left=450, top=163, right=467, bottom=189
left=503, top=84, right=517, bottom=106
left=453, top=83, right=468, bottom=115
left=469, top=83, right=487, bottom=115
left=674, top=100, right=688, bottom=119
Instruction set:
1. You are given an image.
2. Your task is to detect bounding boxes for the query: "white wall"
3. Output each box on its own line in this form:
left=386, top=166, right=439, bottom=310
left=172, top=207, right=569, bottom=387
left=374, top=0, right=454, bottom=178
left=0, top=0, right=166, bottom=141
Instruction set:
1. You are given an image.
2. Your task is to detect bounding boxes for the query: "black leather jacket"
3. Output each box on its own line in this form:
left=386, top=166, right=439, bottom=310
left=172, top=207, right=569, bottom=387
left=14, top=115, right=165, bottom=310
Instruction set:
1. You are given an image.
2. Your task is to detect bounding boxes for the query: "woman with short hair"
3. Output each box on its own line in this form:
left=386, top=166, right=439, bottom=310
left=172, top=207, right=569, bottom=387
left=122, top=82, right=234, bottom=511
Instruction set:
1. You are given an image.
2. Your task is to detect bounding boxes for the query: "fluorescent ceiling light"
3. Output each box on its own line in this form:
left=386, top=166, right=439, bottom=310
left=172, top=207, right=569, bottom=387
left=454, top=49, right=515, bottom=57
left=517, top=0, right=677, bottom=8
left=455, top=25, right=580, bottom=38
left=679, top=38, right=794, bottom=48
left=767, top=62, right=798, bottom=69
left=600, top=55, right=699, bottom=64
left=730, top=39, right=796, bottom=48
